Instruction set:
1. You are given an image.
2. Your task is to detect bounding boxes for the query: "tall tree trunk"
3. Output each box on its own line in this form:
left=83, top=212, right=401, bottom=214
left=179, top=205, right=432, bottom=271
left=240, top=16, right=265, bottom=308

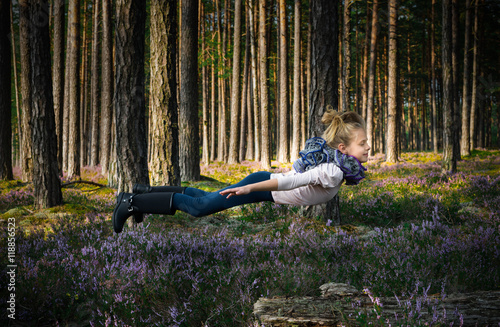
left=228, top=0, right=242, bottom=164
left=248, top=0, right=260, bottom=161
left=210, top=56, right=217, bottom=162
left=10, top=2, right=21, bottom=169
left=451, top=0, right=460, bottom=162
left=301, top=59, right=306, bottom=149
left=277, top=0, right=289, bottom=163
left=19, top=0, right=32, bottom=182
left=306, top=21, right=311, bottom=129
left=441, top=0, right=456, bottom=173
left=240, top=50, right=249, bottom=162
left=308, top=0, right=339, bottom=224
left=201, top=2, right=210, bottom=165
left=407, top=39, right=413, bottom=151
left=341, top=0, right=351, bottom=113
left=386, top=0, right=398, bottom=163
left=291, top=0, right=301, bottom=160
left=241, top=12, right=251, bottom=162
left=366, top=0, right=378, bottom=156
left=461, top=0, right=472, bottom=157
left=29, top=0, right=62, bottom=208
left=53, top=0, right=64, bottom=171
left=377, top=62, right=385, bottom=152
left=0, top=0, right=13, bottom=180
left=431, top=0, right=438, bottom=153
left=100, top=0, right=113, bottom=176
left=80, top=1, right=89, bottom=168
left=90, top=1, right=100, bottom=166
left=216, top=0, right=225, bottom=162
left=67, top=0, right=81, bottom=179
left=259, top=0, right=271, bottom=169
left=223, top=0, right=230, bottom=162
left=114, top=0, right=149, bottom=192
left=360, top=1, right=370, bottom=118
left=180, top=0, right=200, bottom=179
left=62, top=15, right=70, bottom=173
left=469, top=0, right=479, bottom=151
left=246, top=55, right=255, bottom=160
left=149, top=0, right=180, bottom=186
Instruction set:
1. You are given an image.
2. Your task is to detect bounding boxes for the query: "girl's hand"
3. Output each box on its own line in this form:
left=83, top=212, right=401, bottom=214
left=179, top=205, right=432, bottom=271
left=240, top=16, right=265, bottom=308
left=219, top=186, right=251, bottom=199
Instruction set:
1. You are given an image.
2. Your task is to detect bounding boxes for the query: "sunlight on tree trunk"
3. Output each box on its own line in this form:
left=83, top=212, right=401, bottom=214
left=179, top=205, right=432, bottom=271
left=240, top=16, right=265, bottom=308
left=386, top=0, right=399, bottom=164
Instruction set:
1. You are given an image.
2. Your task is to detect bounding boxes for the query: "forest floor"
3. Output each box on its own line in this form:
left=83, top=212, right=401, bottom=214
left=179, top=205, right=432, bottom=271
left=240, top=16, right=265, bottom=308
left=1, top=150, right=499, bottom=326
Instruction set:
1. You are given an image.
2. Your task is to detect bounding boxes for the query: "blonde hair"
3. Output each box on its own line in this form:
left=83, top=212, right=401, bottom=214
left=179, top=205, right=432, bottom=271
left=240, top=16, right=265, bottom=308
left=321, top=106, right=366, bottom=149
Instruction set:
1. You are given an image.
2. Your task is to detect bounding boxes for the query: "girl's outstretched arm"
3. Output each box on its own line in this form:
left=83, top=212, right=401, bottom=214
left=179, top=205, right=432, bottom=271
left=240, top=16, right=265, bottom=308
left=219, top=179, right=279, bottom=199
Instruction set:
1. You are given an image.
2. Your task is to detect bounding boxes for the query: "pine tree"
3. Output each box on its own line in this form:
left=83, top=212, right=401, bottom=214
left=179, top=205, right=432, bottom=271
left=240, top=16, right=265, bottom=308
left=0, top=0, right=13, bottom=180
left=114, top=0, right=149, bottom=192
left=29, top=0, right=62, bottom=208
left=179, top=0, right=200, bottom=179
left=386, top=0, right=399, bottom=163
left=308, top=0, right=340, bottom=224
left=149, top=0, right=180, bottom=186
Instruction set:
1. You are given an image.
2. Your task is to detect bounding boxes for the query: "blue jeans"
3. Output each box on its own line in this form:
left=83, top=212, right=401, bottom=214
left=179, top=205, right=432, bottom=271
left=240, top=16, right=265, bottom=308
left=172, top=171, right=274, bottom=217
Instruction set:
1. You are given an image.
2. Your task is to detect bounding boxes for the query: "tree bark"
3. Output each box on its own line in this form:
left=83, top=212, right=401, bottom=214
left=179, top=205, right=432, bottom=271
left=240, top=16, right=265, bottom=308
left=360, top=2, right=370, bottom=119
left=366, top=0, right=378, bottom=157
left=277, top=0, right=289, bottom=164
left=210, top=54, right=217, bottom=162
left=259, top=0, right=271, bottom=169
left=0, top=0, right=13, bottom=180
left=460, top=0, right=471, bottom=157
left=52, top=0, right=64, bottom=171
left=89, top=0, right=100, bottom=167
left=308, top=0, right=339, bottom=224
left=469, top=0, right=479, bottom=151
left=248, top=0, right=259, bottom=161
left=431, top=0, right=438, bottom=153
left=341, top=0, right=351, bottom=113
left=29, top=0, right=62, bottom=208
left=291, top=0, right=301, bottom=161
left=407, top=39, right=414, bottom=150
left=100, top=0, right=113, bottom=176
left=216, top=0, right=226, bottom=162
left=451, top=0, right=460, bottom=163
left=80, top=1, right=89, bottom=168
left=179, top=0, right=200, bottom=179
left=114, top=0, right=149, bottom=192
left=19, top=0, right=32, bottom=182
left=228, top=0, right=243, bottom=164
left=441, top=0, right=456, bottom=173
left=10, top=2, right=21, bottom=170
left=149, top=0, right=180, bottom=187
left=201, top=2, right=210, bottom=165
left=386, top=0, right=398, bottom=163
left=253, top=283, right=500, bottom=327
left=240, top=14, right=250, bottom=162
left=67, top=0, right=81, bottom=179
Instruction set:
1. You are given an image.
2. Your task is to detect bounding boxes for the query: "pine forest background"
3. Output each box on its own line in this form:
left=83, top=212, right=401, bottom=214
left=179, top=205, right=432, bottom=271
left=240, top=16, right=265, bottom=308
left=1, top=0, right=500, bottom=207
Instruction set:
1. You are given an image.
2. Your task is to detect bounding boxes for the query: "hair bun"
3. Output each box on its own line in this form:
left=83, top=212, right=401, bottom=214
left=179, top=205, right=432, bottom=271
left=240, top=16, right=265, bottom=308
left=321, top=105, right=340, bottom=126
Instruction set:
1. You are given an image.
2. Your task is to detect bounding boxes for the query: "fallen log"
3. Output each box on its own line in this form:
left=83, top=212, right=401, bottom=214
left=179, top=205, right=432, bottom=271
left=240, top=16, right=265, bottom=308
left=253, top=283, right=500, bottom=326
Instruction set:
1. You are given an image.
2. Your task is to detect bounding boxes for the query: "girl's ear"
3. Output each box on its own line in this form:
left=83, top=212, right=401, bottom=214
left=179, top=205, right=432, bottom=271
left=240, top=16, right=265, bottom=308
left=338, top=143, right=347, bottom=154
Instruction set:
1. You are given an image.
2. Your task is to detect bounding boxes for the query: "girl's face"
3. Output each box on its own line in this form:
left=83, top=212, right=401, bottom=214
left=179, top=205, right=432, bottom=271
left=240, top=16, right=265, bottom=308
left=338, top=128, right=370, bottom=163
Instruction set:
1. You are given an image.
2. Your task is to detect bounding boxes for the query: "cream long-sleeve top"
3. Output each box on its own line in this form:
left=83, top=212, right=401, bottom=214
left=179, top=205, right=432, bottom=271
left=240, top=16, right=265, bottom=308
left=270, top=163, right=344, bottom=206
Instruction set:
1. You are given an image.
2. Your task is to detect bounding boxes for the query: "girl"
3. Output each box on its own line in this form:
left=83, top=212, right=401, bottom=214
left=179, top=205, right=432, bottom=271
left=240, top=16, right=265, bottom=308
left=112, top=109, right=370, bottom=233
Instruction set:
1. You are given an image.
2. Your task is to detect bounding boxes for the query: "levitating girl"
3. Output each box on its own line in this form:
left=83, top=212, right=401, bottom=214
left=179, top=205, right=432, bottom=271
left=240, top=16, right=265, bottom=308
left=112, top=109, right=370, bottom=233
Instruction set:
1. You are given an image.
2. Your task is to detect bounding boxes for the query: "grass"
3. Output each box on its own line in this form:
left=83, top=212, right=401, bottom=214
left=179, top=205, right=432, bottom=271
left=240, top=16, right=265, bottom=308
left=0, top=152, right=499, bottom=326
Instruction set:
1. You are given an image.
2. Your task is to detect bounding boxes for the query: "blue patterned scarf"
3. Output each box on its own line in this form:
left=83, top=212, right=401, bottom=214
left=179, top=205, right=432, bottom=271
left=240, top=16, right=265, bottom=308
left=292, top=137, right=367, bottom=185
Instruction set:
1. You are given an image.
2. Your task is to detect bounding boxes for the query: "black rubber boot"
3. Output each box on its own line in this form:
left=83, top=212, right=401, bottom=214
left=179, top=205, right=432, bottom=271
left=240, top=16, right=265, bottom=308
left=131, top=185, right=185, bottom=223
left=133, top=184, right=187, bottom=194
left=112, top=192, right=176, bottom=234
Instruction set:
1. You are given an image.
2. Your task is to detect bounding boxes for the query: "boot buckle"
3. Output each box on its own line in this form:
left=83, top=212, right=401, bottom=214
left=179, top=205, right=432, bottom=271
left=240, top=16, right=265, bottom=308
left=127, top=195, right=135, bottom=212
